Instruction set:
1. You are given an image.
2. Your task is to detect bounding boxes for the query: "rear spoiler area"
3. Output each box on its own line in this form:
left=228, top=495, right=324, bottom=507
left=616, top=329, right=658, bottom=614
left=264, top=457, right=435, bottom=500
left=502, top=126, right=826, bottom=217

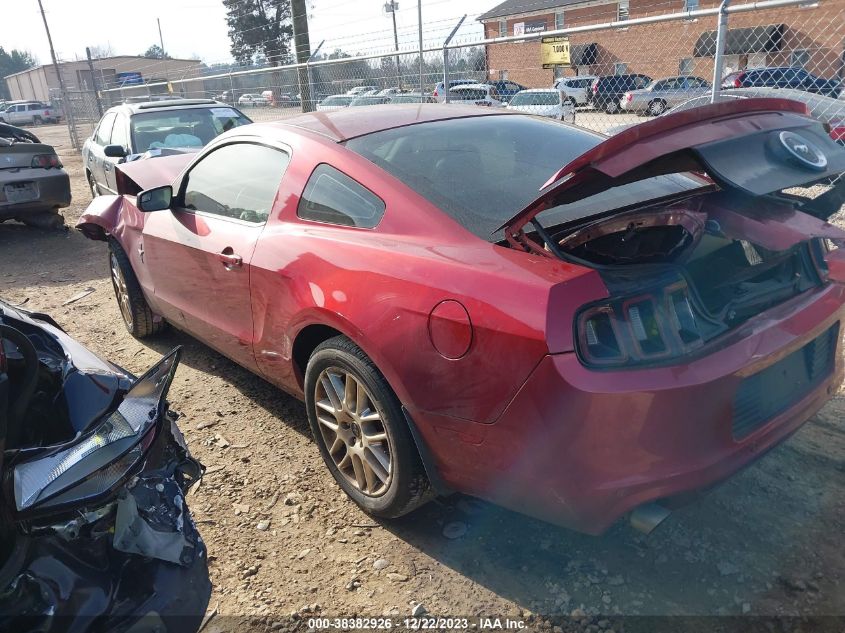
left=499, top=98, right=845, bottom=238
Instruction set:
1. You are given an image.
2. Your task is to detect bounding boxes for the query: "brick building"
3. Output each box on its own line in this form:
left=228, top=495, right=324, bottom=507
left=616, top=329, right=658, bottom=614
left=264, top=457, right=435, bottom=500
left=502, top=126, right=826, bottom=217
left=478, top=0, right=845, bottom=88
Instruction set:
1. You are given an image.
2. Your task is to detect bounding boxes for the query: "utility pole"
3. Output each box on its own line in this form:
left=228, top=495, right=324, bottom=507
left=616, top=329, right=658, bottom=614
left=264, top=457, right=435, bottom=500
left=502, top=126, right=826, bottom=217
left=417, top=0, right=424, bottom=94
left=37, top=0, right=78, bottom=149
left=157, top=17, right=171, bottom=91
left=385, top=1, right=401, bottom=89
left=292, top=0, right=313, bottom=111
left=85, top=47, right=103, bottom=116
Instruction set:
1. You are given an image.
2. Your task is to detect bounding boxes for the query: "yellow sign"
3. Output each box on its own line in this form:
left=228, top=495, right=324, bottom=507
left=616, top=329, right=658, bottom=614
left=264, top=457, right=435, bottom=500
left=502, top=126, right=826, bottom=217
left=541, top=36, right=571, bottom=69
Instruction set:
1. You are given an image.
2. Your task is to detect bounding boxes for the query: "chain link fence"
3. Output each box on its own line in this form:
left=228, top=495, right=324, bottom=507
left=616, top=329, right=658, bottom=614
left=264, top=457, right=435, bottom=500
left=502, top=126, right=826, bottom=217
left=54, top=0, right=844, bottom=151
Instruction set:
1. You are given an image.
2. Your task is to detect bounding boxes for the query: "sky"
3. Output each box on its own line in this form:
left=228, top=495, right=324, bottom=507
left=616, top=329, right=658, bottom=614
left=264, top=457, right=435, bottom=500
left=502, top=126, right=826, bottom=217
left=4, top=0, right=496, bottom=67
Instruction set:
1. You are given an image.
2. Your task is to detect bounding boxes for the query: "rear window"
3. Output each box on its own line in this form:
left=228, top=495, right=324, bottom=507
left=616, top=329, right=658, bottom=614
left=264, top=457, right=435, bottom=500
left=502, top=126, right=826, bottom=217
left=130, top=107, right=251, bottom=153
left=510, top=92, right=560, bottom=106
left=345, top=115, right=603, bottom=239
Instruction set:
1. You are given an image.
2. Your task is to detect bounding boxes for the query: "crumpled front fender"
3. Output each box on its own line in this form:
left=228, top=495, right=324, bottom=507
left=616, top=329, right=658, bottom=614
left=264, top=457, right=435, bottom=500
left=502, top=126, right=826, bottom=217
left=76, top=195, right=124, bottom=241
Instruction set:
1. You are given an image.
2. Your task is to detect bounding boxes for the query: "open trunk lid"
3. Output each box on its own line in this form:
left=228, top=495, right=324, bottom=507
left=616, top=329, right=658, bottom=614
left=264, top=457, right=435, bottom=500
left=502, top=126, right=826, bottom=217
left=499, top=98, right=845, bottom=238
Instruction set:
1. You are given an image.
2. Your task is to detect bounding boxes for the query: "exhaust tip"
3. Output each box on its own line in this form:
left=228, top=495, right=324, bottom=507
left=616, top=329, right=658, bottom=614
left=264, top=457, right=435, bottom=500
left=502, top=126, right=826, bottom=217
left=630, top=502, right=671, bottom=535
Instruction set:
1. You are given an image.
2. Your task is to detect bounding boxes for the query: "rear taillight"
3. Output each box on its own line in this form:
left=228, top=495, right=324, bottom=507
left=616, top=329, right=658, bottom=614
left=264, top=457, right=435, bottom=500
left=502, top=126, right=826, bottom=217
left=43, top=110, right=50, bottom=116
left=624, top=92, right=632, bottom=102
left=31, top=154, right=61, bottom=168
left=433, top=88, right=439, bottom=96
left=576, top=281, right=704, bottom=368
left=828, top=119, right=845, bottom=143
left=733, top=78, right=741, bottom=88
left=592, top=83, right=598, bottom=93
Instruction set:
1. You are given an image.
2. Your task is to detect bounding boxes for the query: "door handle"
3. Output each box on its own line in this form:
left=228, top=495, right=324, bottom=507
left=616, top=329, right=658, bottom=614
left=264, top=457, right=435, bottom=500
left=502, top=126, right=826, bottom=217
left=219, top=250, right=243, bottom=269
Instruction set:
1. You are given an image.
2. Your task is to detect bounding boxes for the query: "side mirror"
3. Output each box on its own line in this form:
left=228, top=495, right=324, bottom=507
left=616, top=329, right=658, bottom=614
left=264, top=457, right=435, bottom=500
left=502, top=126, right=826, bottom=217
left=137, top=185, right=173, bottom=212
left=104, top=144, right=127, bottom=158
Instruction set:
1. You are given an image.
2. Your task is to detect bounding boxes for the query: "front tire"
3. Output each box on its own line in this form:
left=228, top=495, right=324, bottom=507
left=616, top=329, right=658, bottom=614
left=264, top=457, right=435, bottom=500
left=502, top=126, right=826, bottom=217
left=305, top=336, right=432, bottom=518
left=648, top=99, right=667, bottom=116
left=87, top=171, right=100, bottom=199
left=108, top=238, right=164, bottom=338
left=605, top=100, right=620, bottom=114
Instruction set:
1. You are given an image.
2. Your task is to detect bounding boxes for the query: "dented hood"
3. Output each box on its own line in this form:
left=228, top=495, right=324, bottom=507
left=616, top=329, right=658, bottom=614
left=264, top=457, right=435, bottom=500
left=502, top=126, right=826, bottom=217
left=500, top=98, right=845, bottom=236
left=116, top=152, right=194, bottom=194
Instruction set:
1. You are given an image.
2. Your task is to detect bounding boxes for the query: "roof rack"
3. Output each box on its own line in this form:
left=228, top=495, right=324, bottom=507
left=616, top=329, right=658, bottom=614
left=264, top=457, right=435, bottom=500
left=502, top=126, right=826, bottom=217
left=135, top=99, right=217, bottom=109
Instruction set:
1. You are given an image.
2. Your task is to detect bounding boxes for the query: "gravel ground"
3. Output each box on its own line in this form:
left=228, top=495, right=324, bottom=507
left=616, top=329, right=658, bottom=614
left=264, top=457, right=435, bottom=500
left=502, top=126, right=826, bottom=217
left=1, top=123, right=844, bottom=632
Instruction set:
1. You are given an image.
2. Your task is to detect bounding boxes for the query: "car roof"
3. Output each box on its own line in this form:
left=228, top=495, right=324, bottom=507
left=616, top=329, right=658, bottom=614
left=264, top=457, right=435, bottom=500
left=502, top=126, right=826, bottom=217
left=108, top=99, right=222, bottom=115
left=249, top=104, right=516, bottom=143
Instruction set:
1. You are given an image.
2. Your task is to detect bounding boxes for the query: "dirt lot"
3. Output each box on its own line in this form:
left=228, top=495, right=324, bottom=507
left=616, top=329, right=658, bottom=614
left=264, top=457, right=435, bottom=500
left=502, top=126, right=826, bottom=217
left=2, top=123, right=845, bottom=631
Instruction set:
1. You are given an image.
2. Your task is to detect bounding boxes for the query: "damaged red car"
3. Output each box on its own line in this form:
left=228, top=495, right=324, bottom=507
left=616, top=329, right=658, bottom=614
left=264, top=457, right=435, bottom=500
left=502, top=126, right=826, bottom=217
left=77, top=99, right=845, bottom=534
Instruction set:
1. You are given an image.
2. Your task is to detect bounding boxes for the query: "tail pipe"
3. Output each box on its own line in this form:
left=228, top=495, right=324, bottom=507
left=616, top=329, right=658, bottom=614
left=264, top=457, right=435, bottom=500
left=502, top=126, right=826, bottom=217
left=629, top=502, right=672, bottom=534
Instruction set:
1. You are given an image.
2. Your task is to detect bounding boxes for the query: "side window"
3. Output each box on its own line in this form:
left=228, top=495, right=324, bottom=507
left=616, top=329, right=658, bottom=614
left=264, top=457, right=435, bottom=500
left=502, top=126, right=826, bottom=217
left=110, top=114, right=129, bottom=150
left=182, top=143, right=290, bottom=224
left=94, top=112, right=117, bottom=146
left=653, top=80, right=667, bottom=91
left=297, top=164, right=385, bottom=229
left=28, top=104, right=40, bottom=111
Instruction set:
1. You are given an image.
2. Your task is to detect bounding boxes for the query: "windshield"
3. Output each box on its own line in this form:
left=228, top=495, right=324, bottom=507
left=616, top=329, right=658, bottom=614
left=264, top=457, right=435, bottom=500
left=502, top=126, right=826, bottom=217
left=510, top=92, right=559, bottom=106
left=346, top=115, right=709, bottom=241
left=130, top=107, right=250, bottom=153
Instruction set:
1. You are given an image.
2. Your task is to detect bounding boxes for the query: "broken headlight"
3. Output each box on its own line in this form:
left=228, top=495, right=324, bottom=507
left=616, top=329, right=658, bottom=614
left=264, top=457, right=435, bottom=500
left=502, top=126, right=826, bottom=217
left=13, top=348, right=180, bottom=512
left=575, top=282, right=710, bottom=368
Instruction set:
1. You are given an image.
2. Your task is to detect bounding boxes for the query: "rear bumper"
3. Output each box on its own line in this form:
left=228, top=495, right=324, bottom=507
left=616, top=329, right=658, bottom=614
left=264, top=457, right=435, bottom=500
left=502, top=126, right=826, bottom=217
left=619, top=98, right=647, bottom=112
left=0, top=169, right=71, bottom=216
left=413, top=283, right=845, bottom=534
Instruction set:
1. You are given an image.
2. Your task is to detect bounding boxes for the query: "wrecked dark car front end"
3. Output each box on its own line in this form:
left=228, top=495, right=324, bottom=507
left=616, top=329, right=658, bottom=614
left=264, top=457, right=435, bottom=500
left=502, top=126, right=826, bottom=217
left=0, top=299, right=210, bottom=631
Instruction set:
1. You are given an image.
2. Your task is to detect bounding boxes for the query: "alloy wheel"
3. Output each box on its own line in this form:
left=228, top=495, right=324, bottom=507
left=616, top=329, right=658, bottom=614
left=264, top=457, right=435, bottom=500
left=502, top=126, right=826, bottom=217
left=110, top=252, right=133, bottom=330
left=314, top=367, right=392, bottom=496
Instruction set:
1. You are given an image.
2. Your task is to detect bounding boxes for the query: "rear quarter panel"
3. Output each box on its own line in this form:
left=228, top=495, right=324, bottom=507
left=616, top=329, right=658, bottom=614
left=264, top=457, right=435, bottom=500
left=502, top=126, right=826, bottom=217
left=249, top=131, right=603, bottom=423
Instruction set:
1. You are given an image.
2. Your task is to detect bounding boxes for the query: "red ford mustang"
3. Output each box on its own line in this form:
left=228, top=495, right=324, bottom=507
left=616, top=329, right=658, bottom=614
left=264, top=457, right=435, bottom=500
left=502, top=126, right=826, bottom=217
left=78, top=100, right=845, bottom=534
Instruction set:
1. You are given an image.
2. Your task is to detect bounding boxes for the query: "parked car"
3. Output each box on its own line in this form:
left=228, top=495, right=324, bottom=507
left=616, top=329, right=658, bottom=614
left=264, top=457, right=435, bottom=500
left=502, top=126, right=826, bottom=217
left=347, top=86, right=379, bottom=96
left=237, top=93, right=269, bottom=107
left=722, top=67, right=842, bottom=98
left=0, top=122, right=70, bottom=229
left=506, top=89, right=575, bottom=122
left=553, top=75, right=597, bottom=106
left=432, top=78, right=477, bottom=102
left=0, top=299, right=211, bottom=629
left=447, top=83, right=505, bottom=107
left=77, top=100, right=845, bottom=535
left=0, top=101, right=61, bottom=126
left=350, top=96, right=391, bottom=107
left=83, top=98, right=251, bottom=197
left=486, top=79, right=527, bottom=102
left=620, top=75, right=711, bottom=115
left=377, top=88, right=404, bottom=96
left=316, top=95, right=355, bottom=111
left=589, top=74, right=652, bottom=113
left=388, top=93, right=438, bottom=104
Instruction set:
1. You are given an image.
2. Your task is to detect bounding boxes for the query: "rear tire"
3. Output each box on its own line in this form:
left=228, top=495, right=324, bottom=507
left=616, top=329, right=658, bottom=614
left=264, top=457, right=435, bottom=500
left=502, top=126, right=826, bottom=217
left=108, top=238, right=164, bottom=339
left=305, top=336, right=433, bottom=519
left=33, top=116, right=42, bottom=126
